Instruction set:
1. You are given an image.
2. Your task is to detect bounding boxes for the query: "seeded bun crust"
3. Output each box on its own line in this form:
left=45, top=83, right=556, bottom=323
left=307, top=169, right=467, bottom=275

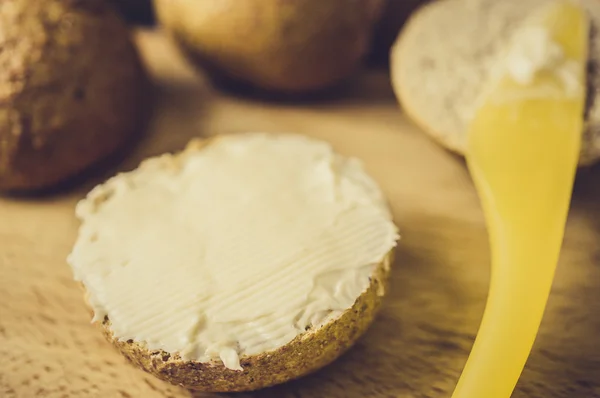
left=77, top=137, right=397, bottom=392
left=391, top=0, right=600, bottom=166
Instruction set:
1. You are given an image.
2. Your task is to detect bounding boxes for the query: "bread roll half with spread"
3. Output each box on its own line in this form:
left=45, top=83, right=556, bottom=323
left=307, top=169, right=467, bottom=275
left=391, top=0, right=600, bottom=165
left=68, top=133, right=399, bottom=392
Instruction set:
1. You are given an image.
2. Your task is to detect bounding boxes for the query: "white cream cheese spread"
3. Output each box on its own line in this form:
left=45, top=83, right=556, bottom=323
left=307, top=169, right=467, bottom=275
left=504, top=19, right=582, bottom=97
left=477, top=8, right=586, bottom=111
left=68, top=133, right=399, bottom=371
left=506, top=26, right=564, bottom=84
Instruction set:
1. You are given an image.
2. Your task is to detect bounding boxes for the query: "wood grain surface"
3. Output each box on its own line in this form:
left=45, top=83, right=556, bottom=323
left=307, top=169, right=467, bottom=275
left=1, top=30, right=599, bottom=398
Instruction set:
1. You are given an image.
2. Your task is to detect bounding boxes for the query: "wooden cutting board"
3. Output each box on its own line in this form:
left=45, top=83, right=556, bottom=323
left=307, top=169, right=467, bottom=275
left=1, top=29, right=599, bottom=398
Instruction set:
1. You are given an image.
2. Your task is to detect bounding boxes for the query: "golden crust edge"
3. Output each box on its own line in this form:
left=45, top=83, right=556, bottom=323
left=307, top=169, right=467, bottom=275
left=94, top=249, right=394, bottom=392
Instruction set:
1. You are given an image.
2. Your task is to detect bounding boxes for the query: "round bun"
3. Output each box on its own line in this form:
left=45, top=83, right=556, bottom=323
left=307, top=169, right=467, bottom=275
left=0, top=0, right=149, bottom=192
left=72, top=135, right=398, bottom=392
left=391, top=0, right=600, bottom=166
left=153, top=0, right=385, bottom=95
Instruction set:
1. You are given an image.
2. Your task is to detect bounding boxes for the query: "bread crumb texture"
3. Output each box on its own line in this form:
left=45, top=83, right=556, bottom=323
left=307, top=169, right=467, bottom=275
left=392, top=0, right=600, bottom=165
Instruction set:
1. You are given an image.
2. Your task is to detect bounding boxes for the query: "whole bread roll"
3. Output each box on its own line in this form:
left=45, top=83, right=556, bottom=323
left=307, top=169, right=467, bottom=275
left=0, top=0, right=149, bottom=192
